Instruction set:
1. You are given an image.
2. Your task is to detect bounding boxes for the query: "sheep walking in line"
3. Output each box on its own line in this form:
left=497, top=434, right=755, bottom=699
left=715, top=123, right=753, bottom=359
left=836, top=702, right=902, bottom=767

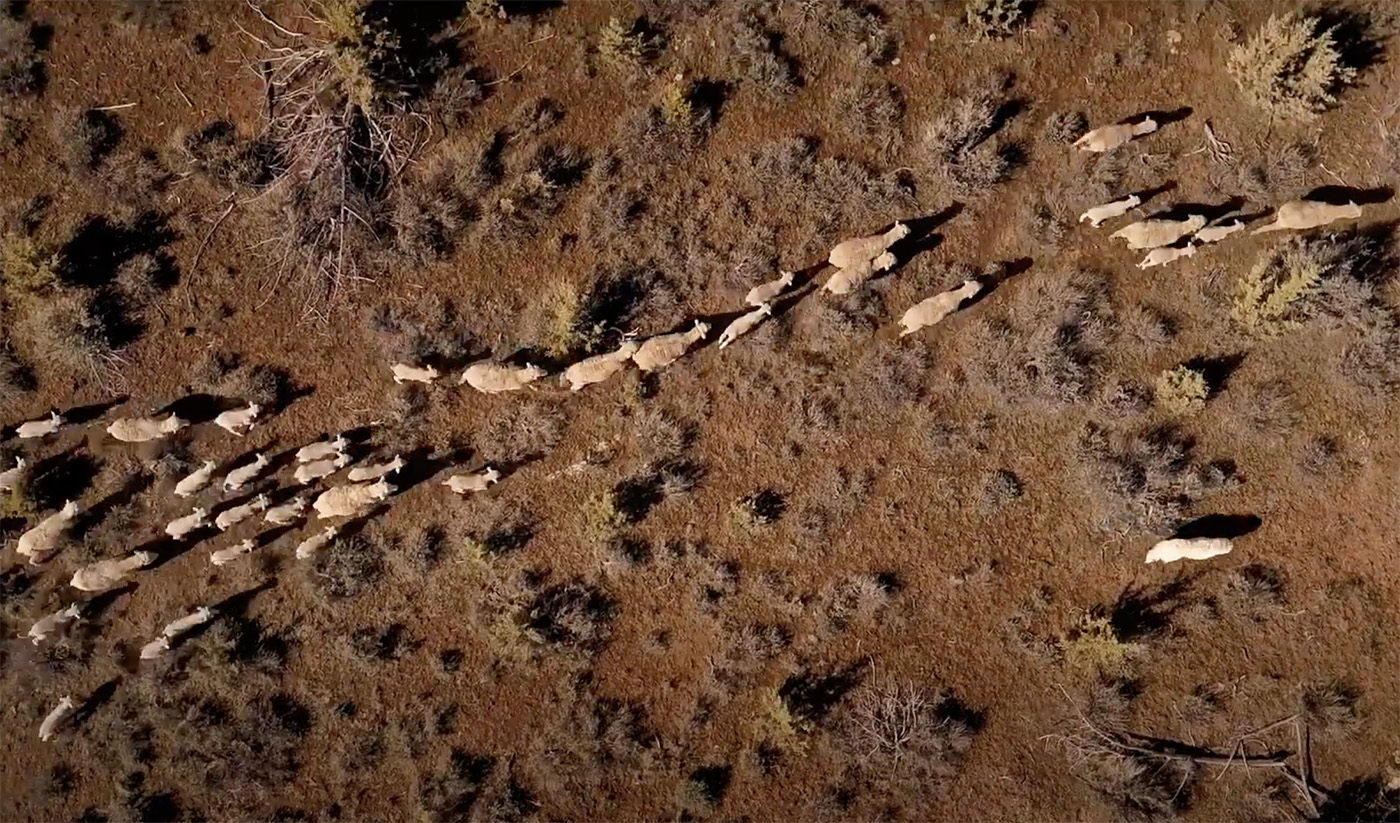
left=166, top=507, right=209, bottom=539
left=823, top=251, right=896, bottom=296
left=25, top=604, right=82, bottom=645
left=718, top=303, right=773, bottom=349
left=294, top=453, right=352, bottom=485
left=562, top=342, right=639, bottom=391
left=392, top=363, right=440, bottom=384
left=899, top=280, right=983, bottom=337
left=71, top=551, right=156, bottom=592
left=459, top=362, right=548, bottom=394
left=1137, top=244, right=1197, bottom=269
left=1252, top=200, right=1363, bottom=234
left=1145, top=537, right=1233, bottom=564
left=746, top=271, right=795, bottom=307
left=162, top=606, right=215, bottom=639
left=1194, top=219, right=1246, bottom=244
left=214, top=494, right=270, bottom=531
left=1074, top=117, right=1158, bottom=152
left=224, top=452, right=271, bottom=491
left=39, top=696, right=75, bottom=742
left=106, top=414, right=187, bottom=443
left=1111, top=215, right=1206, bottom=249
left=296, top=525, right=338, bottom=560
left=443, top=467, right=500, bottom=495
left=16, top=501, right=79, bottom=565
left=264, top=495, right=310, bottom=526
left=214, top=403, right=261, bottom=437
left=313, top=478, right=395, bottom=519
left=210, top=539, right=256, bottom=566
left=632, top=320, right=710, bottom=373
left=296, top=435, right=348, bottom=463
left=0, top=456, right=24, bottom=493
left=175, top=460, right=218, bottom=498
left=1079, top=194, right=1141, bottom=227
left=828, top=223, right=909, bottom=268
left=348, top=455, right=405, bottom=482
left=16, top=411, right=63, bottom=440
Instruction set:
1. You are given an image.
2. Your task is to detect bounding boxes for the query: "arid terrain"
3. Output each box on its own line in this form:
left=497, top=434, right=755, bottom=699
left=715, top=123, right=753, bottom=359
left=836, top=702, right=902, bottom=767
left=4, top=0, right=1400, bottom=820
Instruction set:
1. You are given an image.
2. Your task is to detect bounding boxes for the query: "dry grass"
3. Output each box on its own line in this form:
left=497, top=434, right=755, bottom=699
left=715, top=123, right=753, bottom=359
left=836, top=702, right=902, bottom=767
left=1299, top=679, right=1363, bottom=740
left=1228, top=13, right=1357, bottom=120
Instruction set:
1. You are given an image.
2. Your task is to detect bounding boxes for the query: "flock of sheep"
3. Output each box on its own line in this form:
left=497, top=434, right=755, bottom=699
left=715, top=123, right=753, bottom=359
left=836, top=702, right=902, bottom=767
left=1, top=110, right=1369, bottom=745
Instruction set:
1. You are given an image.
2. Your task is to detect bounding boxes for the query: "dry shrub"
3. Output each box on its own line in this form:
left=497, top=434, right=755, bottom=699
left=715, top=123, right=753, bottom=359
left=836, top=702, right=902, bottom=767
left=731, top=13, right=799, bottom=97
left=1222, top=563, right=1285, bottom=620
left=1080, top=423, right=1235, bottom=533
left=11, top=289, right=126, bottom=390
left=1042, top=110, right=1087, bottom=144
left=524, top=581, right=614, bottom=649
left=477, top=401, right=566, bottom=464
left=1299, top=679, right=1363, bottom=740
left=1234, top=142, right=1316, bottom=202
left=1232, top=238, right=1326, bottom=335
left=922, top=72, right=1020, bottom=194
left=61, top=108, right=122, bottom=170
left=1228, top=13, right=1357, bottom=120
left=479, top=142, right=588, bottom=241
left=181, top=120, right=280, bottom=189
left=1232, top=231, right=1392, bottom=336
left=818, top=0, right=896, bottom=66
left=849, top=681, right=977, bottom=773
left=965, top=0, right=1030, bottom=40
left=1154, top=366, right=1207, bottom=416
left=311, top=533, right=386, bottom=599
left=830, top=79, right=904, bottom=154
left=0, top=14, right=43, bottom=97
left=0, top=232, right=60, bottom=296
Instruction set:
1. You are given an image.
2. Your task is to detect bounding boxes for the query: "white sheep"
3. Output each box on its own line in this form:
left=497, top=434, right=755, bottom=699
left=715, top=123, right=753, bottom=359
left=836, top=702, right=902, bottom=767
left=1079, top=194, right=1141, bottom=227
left=295, top=525, right=338, bottom=560
left=1144, top=536, right=1233, bottom=564
left=264, top=495, right=310, bottom=526
left=162, top=606, right=214, bottom=639
left=1252, top=200, right=1363, bottom=234
left=347, top=455, right=405, bottom=483
left=214, top=494, right=269, bottom=531
left=16, top=411, right=63, bottom=440
left=70, top=551, right=156, bottom=592
left=822, top=251, right=897, bottom=296
left=25, top=604, right=82, bottom=645
left=718, top=303, right=773, bottom=349
left=0, top=456, right=26, bottom=494
left=313, top=478, right=395, bottom=520
left=16, top=501, right=79, bottom=565
left=1194, top=219, right=1246, bottom=244
left=459, top=362, right=547, bottom=394
left=210, top=538, right=256, bottom=566
left=1137, top=244, right=1197, bottom=269
left=746, top=270, right=796, bottom=307
left=106, top=414, right=187, bottom=443
left=174, top=460, right=218, bottom=498
left=139, top=636, right=170, bottom=660
left=899, top=280, right=983, bottom=337
left=828, top=223, right=909, bottom=268
left=442, top=467, right=500, bottom=495
left=165, top=507, right=209, bottom=539
left=214, top=403, right=260, bottom=437
left=39, top=696, right=75, bottom=742
left=1110, top=215, right=1207, bottom=250
left=296, top=434, right=348, bottom=463
left=562, top=342, right=639, bottom=391
left=294, top=453, right=352, bottom=485
left=392, top=363, right=440, bottom=384
left=632, top=320, right=711, bottom=373
left=1073, top=117, right=1158, bottom=152
left=223, top=452, right=271, bottom=491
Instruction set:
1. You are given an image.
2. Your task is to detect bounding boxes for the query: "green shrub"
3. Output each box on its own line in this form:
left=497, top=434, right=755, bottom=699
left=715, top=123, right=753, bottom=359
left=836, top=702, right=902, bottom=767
left=965, top=0, right=1029, bottom=40
left=1059, top=614, right=1142, bottom=676
left=1154, top=366, right=1208, bottom=416
left=1230, top=239, right=1326, bottom=335
left=596, top=17, right=658, bottom=71
left=0, top=233, right=60, bottom=297
left=1228, top=13, right=1357, bottom=120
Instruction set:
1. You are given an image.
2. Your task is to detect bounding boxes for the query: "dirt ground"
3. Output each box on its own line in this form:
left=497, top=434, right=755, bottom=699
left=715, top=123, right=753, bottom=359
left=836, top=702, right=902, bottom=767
left=4, top=0, right=1400, bottom=820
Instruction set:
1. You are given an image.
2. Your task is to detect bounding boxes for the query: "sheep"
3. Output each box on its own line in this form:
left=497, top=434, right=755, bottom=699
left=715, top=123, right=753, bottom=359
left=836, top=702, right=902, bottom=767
left=16, top=411, right=63, bottom=440
left=899, top=280, right=983, bottom=337
left=562, top=342, right=639, bottom=391
left=223, top=452, right=271, bottom=491
left=214, top=494, right=269, bottom=531
left=106, top=413, right=187, bottom=443
left=822, top=251, right=897, bottom=296
left=313, top=478, right=395, bottom=520
left=214, top=403, right=260, bottom=437
left=140, top=636, right=170, bottom=660
left=16, top=501, right=79, bottom=565
left=442, top=467, right=500, bottom=495
left=1144, top=536, right=1233, bottom=564
left=210, top=538, right=256, bottom=566
left=392, top=363, right=440, bottom=384
left=165, top=507, right=209, bottom=539
left=264, top=495, right=310, bottom=526
left=347, top=455, right=405, bottom=483
left=295, top=525, right=338, bottom=560
left=162, top=606, right=214, bottom=639
left=459, top=362, right=547, bottom=394
left=718, top=303, right=773, bottom=349
left=70, top=551, right=156, bottom=592
left=294, top=452, right=351, bottom=485
left=39, top=696, right=75, bottom=742
left=25, top=604, right=82, bottom=645
left=632, top=320, right=711, bottom=373
left=746, top=270, right=796, bottom=306
left=296, top=434, right=348, bottom=463
left=828, top=223, right=909, bottom=268
left=1110, top=214, right=1207, bottom=250
left=1251, top=200, right=1363, bottom=234
left=1073, top=117, right=1158, bottom=152
left=1079, top=194, right=1141, bottom=227
left=174, top=460, right=218, bottom=498
left=1137, top=243, right=1197, bottom=269
left=1194, top=219, right=1246, bottom=244
left=0, top=456, right=25, bottom=494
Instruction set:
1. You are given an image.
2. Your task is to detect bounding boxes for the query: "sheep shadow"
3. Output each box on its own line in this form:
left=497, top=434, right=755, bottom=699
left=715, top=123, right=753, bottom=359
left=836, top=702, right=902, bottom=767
left=1131, top=182, right=1177, bottom=206
left=1134, top=106, right=1192, bottom=128
left=72, top=471, right=154, bottom=540
left=76, top=582, right=137, bottom=620
left=64, top=396, right=128, bottom=426
left=1302, top=184, right=1394, bottom=207
left=390, top=446, right=456, bottom=494
left=1172, top=514, right=1262, bottom=541
left=892, top=203, right=964, bottom=258
left=71, top=678, right=121, bottom=732
left=1108, top=576, right=1195, bottom=643
left=142, top=535, right=206, bottom=570
left=1152, top=197, right=1245, bottom=224
left=963, top=257, right=1033, bottom=311
left=1184, top=353, right=1246, bottom=398
left=155, top=393, right=243, bottom=425
left=255, top=524, right=298, bottom=547
left=210, top=578, right=277, bottom=619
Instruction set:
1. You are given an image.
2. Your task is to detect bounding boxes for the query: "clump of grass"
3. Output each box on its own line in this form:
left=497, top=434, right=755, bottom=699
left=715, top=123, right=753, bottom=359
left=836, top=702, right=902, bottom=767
left=1080, top=422, right=1234, bottom=533
left=831, top=79, right=904, bottom=153
left=1229, top=13, right=1358, bottom=120
left=965, top=0, right=1030, bottom=40
left=818, top=0, right=896, bottom=66
left=1299, top=679, right=1363, bottom=740
left=1059, top=614, right=1143, bottom=676
left=980, top=469, right=1023, bottom=511
left=524, top=581, right=614, bottom=649
left=1230, top=238, right=1326, bottom=335
left=1222, top=563, right=1285, bottom=619
left=480, top=142, right=588, bottom=241
left=1154, top=366, right=1208, bottom=416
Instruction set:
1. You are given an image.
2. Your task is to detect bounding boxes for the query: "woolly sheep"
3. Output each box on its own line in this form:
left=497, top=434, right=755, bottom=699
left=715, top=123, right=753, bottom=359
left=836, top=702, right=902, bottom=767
left=1144, top=536, right=1233, bottom=564
left=632, top=320, right=710, bottom=373
left=25, top=604, right=82, bottom=645
left=718, top=303, right=773, bottom=349
left=174, top=460, right=218, bottom=498
left=16, top=501, right=79, bottom=565
left=1079, top=194, right=1141, bottom=227
left=1073, top=117, right=1158, bottom=153
left=1251, top=200, right=1363, bottom=234
left=162, top=606, right=214, bottom=638
left=39, top=696, right=75, bottom=742
left=313, top=478, right=395, bottom=520
left=70, top=551, right=156, bottom=592
left=295, top=525, right=338, bottom=560
left=296, top=435, right=348, bottom=463
left=392, top=363, right=440, bottom=384
left=214, top=494, right=269, bottom=531
left=264, top=495, right=310, bottom=526
left=899, top=280, right=983, bottom=337
left=1137, top=244, right=1197, bottom=269
left=140, top=636, right=170, bottom=660
left=562, top=342, right=639, bottom=391
left=165, top=507, right=209, bottom=539
left=1110, top=215, right=1206, bottom=250
left=822, top=251, right=897, bottom=296
left=0, top=456, right=26, bottom=494
left=442, top=467, right=501, bottom=495
left=210, top=538, right=256, bottom=566
left=347, top=455, right=405, bottom=483
left=16, top=411, right=62, bottom=440
left=1194, top=219, right=1246, bottom=244
left=828, top=223, right=909, bottom=268
left=106, top=413, right=187, bottom=443
left=223, top=452, right=271, bottom=491
left=746, top=270, right=795, bottom=306
left=459, top=362, right=547, bottom=394
left=214, top=403, right=260, bottom=437
left=294, top=452, right=352, bottom=485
